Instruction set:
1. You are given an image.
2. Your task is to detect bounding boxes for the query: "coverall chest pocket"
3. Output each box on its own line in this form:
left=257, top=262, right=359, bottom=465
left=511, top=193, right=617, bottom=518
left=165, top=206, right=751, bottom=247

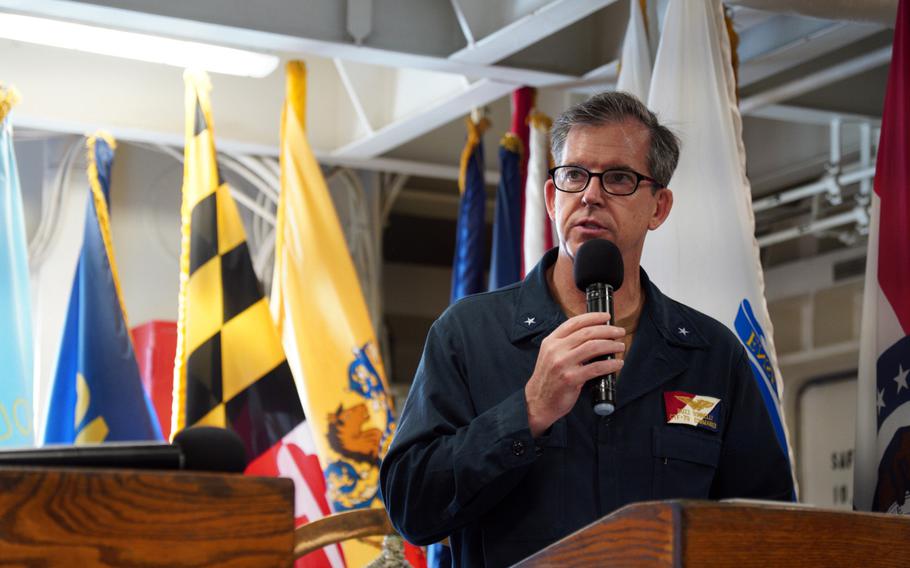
left=651, top=425, right=721, bottom=499
left=482, top=419, right=568, bottom=544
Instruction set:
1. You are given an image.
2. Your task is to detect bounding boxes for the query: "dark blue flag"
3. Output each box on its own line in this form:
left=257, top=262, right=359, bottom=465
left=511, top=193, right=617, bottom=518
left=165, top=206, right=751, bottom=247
left=44, top=134, right=162, bottom=444
left=451, top=117, right=489, bottom=303
left=488, top=134, right=523, bottom=291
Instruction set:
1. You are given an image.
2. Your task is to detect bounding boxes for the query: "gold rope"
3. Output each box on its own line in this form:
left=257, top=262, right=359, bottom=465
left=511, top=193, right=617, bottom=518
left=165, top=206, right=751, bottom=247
left=0, top=85, right=21, bottom=123
left=458, top=116, right=491, bottom=194
left=85, top=133, right=132, bottom=330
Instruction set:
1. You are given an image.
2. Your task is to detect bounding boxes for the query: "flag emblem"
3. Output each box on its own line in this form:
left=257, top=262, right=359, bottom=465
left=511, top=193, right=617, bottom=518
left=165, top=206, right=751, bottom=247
left=664, top=391, right=721, bottom=431
left=325, top=342, right=394, bottom=511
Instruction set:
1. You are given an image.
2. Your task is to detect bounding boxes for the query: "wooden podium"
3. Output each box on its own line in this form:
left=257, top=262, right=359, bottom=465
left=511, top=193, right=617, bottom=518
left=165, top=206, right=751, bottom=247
left=515, top=499, right=910, bottom=567
left=0, top=467, right=294, bottom=567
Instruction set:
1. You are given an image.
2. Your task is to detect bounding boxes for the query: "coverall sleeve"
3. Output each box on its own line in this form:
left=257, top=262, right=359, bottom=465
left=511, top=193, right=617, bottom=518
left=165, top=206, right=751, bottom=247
left=710, top=348, right=796, bottom=501
left=379, top=318, right=543, bottom=545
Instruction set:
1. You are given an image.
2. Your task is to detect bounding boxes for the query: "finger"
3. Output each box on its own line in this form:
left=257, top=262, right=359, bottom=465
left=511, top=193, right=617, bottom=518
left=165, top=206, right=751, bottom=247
left=569, top=339, right=625, bottom=364
left=566, top=324, right=627, bottom=346
left=566, top=359, right=624, bottom=386
left=550, top=312, right=612, bottom=338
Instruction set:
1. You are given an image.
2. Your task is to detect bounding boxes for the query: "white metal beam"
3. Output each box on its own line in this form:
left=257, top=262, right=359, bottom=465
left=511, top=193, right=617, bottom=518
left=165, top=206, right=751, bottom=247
left=449, top=0, right=619, bottom=64
left=746, top=104, right=881, bottom=126
left=740, top=47, right=893, bottom=114
left=0, top=0, right=577, bottom=87
left=331, top=79, right=515, bottom=159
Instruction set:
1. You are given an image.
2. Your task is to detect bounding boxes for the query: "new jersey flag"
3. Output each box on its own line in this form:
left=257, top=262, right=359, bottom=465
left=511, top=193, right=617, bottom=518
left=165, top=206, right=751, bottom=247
left=854, top=0, right=910, bottom=514
left=642, top=0, right=795, bottom=476
left=44, top=133, right=162, bottom=444
left=271, top=61, right=396, bottom=566
left=0, top=86, right=33, bottom=447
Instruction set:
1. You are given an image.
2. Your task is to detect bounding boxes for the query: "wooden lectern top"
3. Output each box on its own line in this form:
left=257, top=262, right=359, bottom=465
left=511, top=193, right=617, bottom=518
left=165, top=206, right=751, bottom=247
left=514, top=499, right=910, bottom=567
left=0, top=467, right=294, bottom=567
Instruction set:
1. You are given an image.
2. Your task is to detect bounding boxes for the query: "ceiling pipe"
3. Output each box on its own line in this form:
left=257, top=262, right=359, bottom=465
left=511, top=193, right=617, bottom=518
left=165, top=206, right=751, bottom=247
left=728, top=0, right=898, bottom=27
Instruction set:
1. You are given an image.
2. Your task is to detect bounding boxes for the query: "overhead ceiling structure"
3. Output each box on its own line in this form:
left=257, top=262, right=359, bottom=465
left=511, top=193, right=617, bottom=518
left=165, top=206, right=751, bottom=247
left=0, top=0, right=899, bottom=269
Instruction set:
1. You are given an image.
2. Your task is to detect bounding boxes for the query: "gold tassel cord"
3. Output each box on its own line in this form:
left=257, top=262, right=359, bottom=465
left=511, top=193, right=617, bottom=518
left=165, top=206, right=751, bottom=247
left=457, top=116, right=491, bottom=194
left=500, top=132, right=524, bottom=155
left=528, top=110, right=552, bottom=132
left=84, top=133, right=132, bottom=331
left=0, top=85, right=21, bottom=123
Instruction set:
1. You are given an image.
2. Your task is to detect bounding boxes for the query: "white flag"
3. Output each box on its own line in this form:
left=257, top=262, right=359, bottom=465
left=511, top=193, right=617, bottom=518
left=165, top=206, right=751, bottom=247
left=642, top=0, right=795, bottom=477
left=522, top=111, right=552, bottom=274
left=616, top=0, right=652, bottom=99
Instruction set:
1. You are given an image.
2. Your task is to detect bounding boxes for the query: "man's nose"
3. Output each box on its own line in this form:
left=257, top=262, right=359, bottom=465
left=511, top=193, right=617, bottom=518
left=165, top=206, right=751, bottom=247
left=581, top=179, right=605, bottom=207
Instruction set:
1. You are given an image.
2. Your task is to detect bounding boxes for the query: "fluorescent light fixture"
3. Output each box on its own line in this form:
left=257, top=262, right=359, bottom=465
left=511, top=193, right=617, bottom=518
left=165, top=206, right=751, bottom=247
left=0, top=12, right=280, bottom=78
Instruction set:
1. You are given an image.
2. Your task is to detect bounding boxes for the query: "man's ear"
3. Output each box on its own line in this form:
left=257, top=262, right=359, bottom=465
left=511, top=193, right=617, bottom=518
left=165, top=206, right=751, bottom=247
left=545, top=179, right=557, bottom=221
left=648, top=187, right=673, bottom=230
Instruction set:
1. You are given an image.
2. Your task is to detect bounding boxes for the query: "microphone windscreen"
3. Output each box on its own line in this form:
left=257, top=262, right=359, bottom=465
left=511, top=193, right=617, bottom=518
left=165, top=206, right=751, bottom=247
left=574, top=239, right=624, bottom=291
left=173, top=426, right=248, bottom=473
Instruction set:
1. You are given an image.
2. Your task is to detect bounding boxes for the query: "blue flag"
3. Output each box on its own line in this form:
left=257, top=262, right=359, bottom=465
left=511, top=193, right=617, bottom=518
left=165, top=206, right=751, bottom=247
left=0, top=87, right=34, bottom=448
left=451, top=117, right=489, bottom=303
left=44, top=134, right=162, bottom=444
left=488, top=134, right=523, bottom=291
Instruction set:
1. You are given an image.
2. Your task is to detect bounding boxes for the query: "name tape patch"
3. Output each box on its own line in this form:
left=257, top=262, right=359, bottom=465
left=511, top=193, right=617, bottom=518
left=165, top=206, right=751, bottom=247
left=664, top=391, right=721, bottom=432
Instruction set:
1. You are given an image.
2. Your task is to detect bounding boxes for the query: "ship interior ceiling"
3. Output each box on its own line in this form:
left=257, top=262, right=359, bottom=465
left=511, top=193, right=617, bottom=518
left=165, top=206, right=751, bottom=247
left=2, top=0, right=897, bottom=495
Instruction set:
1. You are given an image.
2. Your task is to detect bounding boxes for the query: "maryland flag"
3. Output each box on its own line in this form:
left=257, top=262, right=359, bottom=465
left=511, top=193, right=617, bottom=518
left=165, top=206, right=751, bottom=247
left=171, top=70, right=309, bottom=467
left=271, top=61, right=396, bottom=566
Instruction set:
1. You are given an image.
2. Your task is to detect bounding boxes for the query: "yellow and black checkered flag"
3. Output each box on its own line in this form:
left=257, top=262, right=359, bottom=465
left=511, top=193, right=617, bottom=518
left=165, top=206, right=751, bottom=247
left=172, top=70, right=305, bottom=459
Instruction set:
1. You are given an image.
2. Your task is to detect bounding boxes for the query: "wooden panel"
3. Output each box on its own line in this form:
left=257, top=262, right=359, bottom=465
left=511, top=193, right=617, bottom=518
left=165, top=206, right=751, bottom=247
left=682, top=500, right=910, bottom=568
left=0, top=467, right=294, bottom=567
left=515, top=501, right=677, bottom=567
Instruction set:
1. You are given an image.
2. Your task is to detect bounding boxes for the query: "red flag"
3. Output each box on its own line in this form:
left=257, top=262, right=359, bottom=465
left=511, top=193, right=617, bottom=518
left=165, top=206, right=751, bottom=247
left=854, top=0, right=910, bottom=513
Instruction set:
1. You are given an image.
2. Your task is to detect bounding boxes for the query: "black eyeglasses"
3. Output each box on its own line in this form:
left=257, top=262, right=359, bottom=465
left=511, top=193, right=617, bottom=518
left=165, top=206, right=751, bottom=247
left=548, top=165, right=663, bottom=196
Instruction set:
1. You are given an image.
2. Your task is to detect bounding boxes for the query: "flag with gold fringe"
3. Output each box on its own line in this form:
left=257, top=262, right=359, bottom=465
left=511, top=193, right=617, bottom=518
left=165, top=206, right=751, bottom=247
left=521, top=109, right=552, bottom=275
left=489, top=87, right=534, bottom=289
left=451, top=115, right=490, bottom=302
left=270, top=61, right=397, bottom=566
left=0, top=86, right=34, bottom=447
left=44, top=132, right=162, bottom=444
left=642, top=0, right=795, bottom=487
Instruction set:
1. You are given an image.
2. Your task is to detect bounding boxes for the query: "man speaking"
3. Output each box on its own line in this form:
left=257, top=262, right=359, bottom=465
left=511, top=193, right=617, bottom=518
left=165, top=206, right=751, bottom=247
left=380, top=92, right=794, bottom=567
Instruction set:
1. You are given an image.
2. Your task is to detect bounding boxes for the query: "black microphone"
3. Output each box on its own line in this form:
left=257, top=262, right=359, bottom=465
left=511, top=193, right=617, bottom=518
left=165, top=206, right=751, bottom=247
left=573, top=239, right=624, bottom=416
left=0, top=426, right=248, bottom=473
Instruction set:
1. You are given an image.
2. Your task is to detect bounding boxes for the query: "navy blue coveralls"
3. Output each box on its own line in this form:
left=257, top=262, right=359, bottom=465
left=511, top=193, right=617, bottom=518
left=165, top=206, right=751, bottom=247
left=380, top=248, right=794, bottom=567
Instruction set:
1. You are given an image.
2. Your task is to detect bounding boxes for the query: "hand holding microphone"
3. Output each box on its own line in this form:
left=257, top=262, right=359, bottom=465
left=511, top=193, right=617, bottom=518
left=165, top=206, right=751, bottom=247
left=525, top=239, right=626, bottom=437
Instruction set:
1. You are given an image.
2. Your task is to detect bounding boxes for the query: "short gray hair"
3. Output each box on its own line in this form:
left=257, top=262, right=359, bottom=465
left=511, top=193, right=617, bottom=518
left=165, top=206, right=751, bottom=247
left=550, top=91, right=680, bottom=188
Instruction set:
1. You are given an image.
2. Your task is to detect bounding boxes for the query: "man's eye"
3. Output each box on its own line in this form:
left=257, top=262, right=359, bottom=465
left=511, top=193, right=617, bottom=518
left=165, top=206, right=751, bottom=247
left=605, top=172, right=633, bottom=184
left=564, top=169, right=585, bottom=181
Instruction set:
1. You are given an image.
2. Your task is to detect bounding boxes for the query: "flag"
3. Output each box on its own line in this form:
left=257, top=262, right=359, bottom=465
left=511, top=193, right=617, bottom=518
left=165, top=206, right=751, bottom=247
left=489, top=87, right=534, bottom=290
left=642, top=0, right=795, bottom=479
left=271, top=61, right=397, bottom=566
left=44, top=133, right=162, bottom=444
left=0, top=86, right=33, bottom=448
left=521, top=110, right=553, bottom=275
left=854, top=0, right=909, bottom=513
left=451, top=116, right=490, bottom=302
left=616, top=0, right=652, bottom=99
left=170, top=71, right=338, bottom=568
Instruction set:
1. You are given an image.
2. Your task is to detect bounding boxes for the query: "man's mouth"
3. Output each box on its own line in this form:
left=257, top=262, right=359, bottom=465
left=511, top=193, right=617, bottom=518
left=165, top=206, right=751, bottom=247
left=574, top=218, right=608, bottom=231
